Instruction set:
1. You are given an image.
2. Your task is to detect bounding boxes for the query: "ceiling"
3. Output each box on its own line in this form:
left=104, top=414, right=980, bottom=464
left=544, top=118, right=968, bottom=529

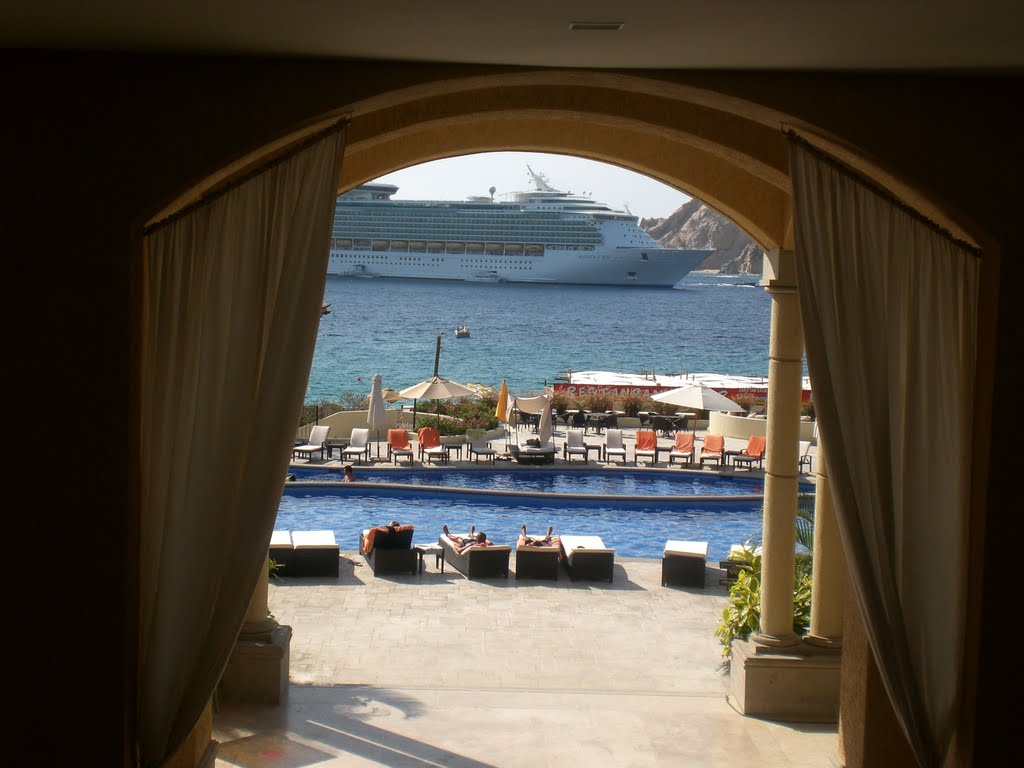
left=3, top=1, right=1023, bottom=71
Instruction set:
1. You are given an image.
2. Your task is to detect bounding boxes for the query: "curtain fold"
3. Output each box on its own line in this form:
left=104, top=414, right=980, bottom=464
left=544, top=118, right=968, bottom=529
left=788, top=137, right=978, bottom=767
left=138, top=126, right=346, bottom=767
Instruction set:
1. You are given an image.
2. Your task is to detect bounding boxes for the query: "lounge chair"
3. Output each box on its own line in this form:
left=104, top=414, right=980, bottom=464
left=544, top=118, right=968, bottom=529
left=699, top=434, right=725, bottom=467
left=563, top=428, right=594, bottom=463
left=661, top=540, right=708, bottom=588
left=727, top=434, right=766, bottom=470
left=512, top=440, right=556, bottom=464
left=514, top=527, right=561, bottom=580
left=602, top=428, right=628, bottom=464
left=269, top=530, right=296, bottom=576
left=634, top=429, right=663, bottom=466
left=292, top=424, right=329, bottom=462
left=668, top=432, right=695, bottom=466
left=359, top=523, right=417, bottom=575
left=466, top=428, right=496, bottom=464
left=418, top=426, right=449, bottom=464
left=798, top=440, right=813, bottom=473
left=559, top=535, right=615, bottom=582
left=342, top=428, right=371, bottom=464
left=290, top=530, right=340, bottom=577
left=386, top=428, right=415, bottom=464
left=438, top=530, right=510, bottom=578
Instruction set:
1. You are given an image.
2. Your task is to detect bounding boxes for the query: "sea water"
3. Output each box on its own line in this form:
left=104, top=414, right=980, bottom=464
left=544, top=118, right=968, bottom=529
left=307, top=272, right=775, bottom=402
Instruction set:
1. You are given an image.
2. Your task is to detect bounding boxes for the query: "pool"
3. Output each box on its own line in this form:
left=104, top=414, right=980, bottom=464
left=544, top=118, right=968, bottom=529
left=287, top=466, right=768, bottom=497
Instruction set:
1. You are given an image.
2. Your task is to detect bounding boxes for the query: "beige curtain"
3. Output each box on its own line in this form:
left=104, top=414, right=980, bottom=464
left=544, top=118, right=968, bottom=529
left=788, top=136, right=978, bottom=767
left=138, top=126, right=346, bottom=767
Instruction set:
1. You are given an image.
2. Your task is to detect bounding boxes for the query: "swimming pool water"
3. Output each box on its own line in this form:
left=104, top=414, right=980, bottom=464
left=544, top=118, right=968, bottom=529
left=277, top=484, right=771, bottom=561
left=288, top=466, right=767, bottom=497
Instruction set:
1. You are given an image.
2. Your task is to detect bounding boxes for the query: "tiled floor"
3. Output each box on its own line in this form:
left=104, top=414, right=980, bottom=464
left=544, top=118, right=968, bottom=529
left=213, top=554, right=839, bottom=767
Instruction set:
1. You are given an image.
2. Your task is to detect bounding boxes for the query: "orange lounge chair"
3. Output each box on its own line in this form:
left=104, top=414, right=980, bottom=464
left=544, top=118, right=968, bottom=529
left=386, top=428, right=414, bottom=464
left=417, top=426, right=449, bottom=463
left=728, top=434, right=767, bottom=470
left=634, top=429, right=663, bottom=465
left=668, top=432, right=695, bottom=466
left=699, top=434, right=725, bottom=467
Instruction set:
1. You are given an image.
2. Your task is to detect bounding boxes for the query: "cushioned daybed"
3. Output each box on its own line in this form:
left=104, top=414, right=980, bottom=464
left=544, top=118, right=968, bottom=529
left=360, top=524, right=417, bottom=576
left=514, top=536, right=562, bottom=580
left=269, top=530, right=296, bottom=576
left=510, top=442, right=556, bottom=465
left=438, top=532, right=511, bottom=579
left=291, top=530, right=340, bottom=577
left=559, top=535, right=615, bottom=582
left=661, top=540, right=708, bottom=588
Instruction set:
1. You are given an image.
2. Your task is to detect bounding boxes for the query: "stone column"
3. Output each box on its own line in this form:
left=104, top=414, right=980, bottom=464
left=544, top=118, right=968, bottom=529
left=238, top=557, right=277, bottom=641
left=219, top=557, right=292, bottom=705
left=805, top=437, right=846, bottom=647
left=753, top=248, right=803, bottom=648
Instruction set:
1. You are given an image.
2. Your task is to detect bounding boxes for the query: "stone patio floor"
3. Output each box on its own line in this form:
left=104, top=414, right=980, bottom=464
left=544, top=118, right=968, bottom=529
left=213, top=552, right=839, bottom=767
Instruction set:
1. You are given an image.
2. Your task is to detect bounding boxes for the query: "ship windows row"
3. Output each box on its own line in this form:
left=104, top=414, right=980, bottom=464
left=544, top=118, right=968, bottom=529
left=331, top=239, right=598, bottom=255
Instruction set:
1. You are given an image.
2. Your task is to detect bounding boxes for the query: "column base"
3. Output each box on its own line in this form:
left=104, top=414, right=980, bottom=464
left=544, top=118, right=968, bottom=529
left=804, top=633, right=843, bottom=651
left=728, top=638, right=841, bottom=722
left=219, top=624, right=292, bottom=706
left=751, top=631, right=801, bottom=648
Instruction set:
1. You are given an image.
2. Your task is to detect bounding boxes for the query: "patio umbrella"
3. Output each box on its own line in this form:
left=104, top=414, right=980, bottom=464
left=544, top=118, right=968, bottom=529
left=367, top=373, right=388, bottom=458
left=495, top=380, right=511, bottom=448
left=381, top=387, right=404, bottom=404
left=651, top=382, right=745, bottom=413
left=399, top=375, right=476, bottom=429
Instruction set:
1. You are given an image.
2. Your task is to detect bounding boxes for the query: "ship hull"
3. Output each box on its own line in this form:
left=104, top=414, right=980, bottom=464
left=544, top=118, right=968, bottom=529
left=327, top=246, right=708, bottom=288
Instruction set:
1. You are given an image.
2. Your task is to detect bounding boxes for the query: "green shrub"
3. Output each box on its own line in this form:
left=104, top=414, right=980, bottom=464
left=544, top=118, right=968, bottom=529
left=550, top=390, right=573, bottom=414
left=580, top=391, right=614, bottom=412
left=617, top=390, right=648, bottom=417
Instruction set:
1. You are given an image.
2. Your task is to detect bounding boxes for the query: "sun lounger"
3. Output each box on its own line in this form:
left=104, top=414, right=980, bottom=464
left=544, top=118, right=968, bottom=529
left=559, top=534, right=615, bottom=582
left=661, top=540, right=708, bottom=588
left=386, top=428, right=415, bottom=464
left=512, top=441, right=556, bottom=464
left=291, top=530, right=340, bottom=577
left=292, top=424, right=329, bottom=461
left=514, top=533, right=562, bottom=580
left=438, top=532, right=510, bottom=579
left=269, top=530, right=296, bottom=576
left=359, top=523, right=417, bottom=575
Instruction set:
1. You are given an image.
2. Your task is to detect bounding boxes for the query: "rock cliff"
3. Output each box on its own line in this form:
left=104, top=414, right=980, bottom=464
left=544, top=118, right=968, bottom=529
left=641, top=200, right=764, bottom=274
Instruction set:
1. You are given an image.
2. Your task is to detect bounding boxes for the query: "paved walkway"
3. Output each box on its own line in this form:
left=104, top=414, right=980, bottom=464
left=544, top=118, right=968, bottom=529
left=213, top=555, right=839, bottom=767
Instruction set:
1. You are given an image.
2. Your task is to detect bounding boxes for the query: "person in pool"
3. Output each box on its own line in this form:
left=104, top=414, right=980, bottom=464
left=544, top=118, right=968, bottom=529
left=342, top=465, right=355, bottom=482
left=442, top=525, right=491, bottom=554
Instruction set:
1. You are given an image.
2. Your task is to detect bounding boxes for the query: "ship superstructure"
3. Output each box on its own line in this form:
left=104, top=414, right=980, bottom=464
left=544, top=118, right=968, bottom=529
left=327, top=167, right=711, bottom=287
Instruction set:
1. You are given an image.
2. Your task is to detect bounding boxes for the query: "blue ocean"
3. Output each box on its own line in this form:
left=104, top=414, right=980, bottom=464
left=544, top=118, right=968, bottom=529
left=307, top=272, right=772, bottom=402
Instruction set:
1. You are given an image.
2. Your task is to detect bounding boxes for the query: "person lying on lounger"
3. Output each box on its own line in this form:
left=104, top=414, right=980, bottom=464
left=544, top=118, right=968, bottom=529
left=518, top=525, right=556, bottom=547
left=442, top=525, right=492, bottom=554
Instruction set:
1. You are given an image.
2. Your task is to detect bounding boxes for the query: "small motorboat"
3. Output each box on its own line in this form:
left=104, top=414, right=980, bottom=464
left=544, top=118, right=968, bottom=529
left=455, top=326, right=471, bottom=338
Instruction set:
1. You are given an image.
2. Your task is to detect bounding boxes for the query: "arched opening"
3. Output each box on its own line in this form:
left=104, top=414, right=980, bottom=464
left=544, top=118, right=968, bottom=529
left=142, top=70, right=994, bottom=767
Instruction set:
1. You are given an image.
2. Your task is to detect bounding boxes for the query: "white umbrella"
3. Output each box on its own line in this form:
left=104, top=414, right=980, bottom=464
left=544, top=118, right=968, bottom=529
left=399, top=375, right=477, bottom=429
left=367, top=373, right=388, bottom=458
left=651, top=383, right=745, bottom=412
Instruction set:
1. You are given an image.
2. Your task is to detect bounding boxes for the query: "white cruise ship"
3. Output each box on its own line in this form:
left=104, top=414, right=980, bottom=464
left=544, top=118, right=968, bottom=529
left=327, top=167, right=712, bottom=287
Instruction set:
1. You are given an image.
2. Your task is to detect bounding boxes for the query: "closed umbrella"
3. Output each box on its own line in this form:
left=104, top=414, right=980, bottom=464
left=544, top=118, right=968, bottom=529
left=495, top=380, right=510, bottom=448
left=651, top=383, right=745, bottom=413
left=367, top=373, right=388, bottom=458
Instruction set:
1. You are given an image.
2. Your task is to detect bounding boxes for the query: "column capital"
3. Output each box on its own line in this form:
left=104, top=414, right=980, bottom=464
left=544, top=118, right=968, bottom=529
left=760, top=248, right=797, bottom=292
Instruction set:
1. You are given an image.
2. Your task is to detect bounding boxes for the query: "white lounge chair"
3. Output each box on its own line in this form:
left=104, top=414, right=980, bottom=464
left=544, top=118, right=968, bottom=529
left=292, top=424, right=329, bottom=462
left=563, top=428, right=592, bottom=463
left=342, top=428, right=371, bottom=464
left=602, top=428, right=627, bottom=463
left=466, top=428, right=496, bottom=464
